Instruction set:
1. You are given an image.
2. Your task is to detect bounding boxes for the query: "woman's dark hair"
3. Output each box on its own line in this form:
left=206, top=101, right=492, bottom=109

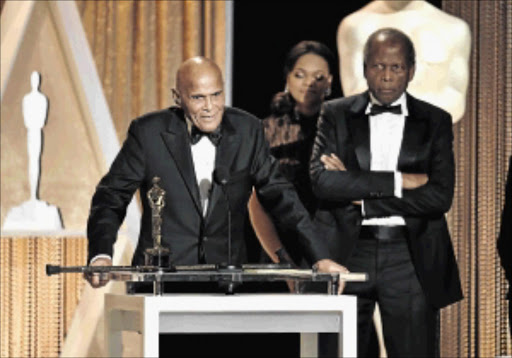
left=270, top=40, right=335, bottom=115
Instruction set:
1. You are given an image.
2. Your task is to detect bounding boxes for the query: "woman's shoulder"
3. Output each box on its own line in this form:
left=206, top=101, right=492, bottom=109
left=263, top=112, right=289, bottom=124
left=262, top=112, right=293, bottom=133
left=263, top=112, right=302, bottom=148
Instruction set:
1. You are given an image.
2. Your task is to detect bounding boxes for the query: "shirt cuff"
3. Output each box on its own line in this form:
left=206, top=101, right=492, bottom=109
left=90, top=254, right=112, bottom=265
left=394, top=171, right=403, bottom=198
left=361, top=200, right=366, bottom=217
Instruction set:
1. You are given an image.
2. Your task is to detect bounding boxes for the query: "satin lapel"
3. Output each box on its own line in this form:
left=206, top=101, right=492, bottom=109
left=205, top=115, right=240, bottom=222
left=348, top=94, right=371, bottom=170
left=398, top=94, right=425, bottom=169
left=161, top=116, right=202, bottom=215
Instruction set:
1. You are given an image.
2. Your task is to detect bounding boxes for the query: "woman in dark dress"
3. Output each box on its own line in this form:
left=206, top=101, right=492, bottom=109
left=249, top=41, right=383, bottom=357
left=249, top=40, right=335, bottom=266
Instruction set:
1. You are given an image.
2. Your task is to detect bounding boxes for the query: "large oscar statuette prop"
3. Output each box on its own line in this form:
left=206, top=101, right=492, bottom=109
left=145, top=177, right=172, bottom=270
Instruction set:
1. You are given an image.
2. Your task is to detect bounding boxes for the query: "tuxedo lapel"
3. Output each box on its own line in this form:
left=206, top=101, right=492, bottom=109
left=205, top=114, right=240, bottom=221
left=398, top=94, right=427, bottom=169
left=348, top=93, right=371, bottom=170
left=161, top=113, right=202, bottom=215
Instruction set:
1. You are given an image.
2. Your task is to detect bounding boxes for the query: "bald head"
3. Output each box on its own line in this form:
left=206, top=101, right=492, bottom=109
left=172, top=57, right=225, bottom=133
left=176, top=57, right=223, bottom=93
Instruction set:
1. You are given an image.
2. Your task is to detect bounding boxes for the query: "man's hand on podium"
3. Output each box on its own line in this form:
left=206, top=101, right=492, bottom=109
left=85, top=257, right=113, bottom=288
left=314, top=259, right=350, bottom=295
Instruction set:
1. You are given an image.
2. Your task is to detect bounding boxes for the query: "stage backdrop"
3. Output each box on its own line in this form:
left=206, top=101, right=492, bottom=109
left=74, top=0, right=227, bottom=143
left=75, top=1, right=512, bottom=356
left=0, top=0, right=510, bottom=357
left=0, top=1, right=228, bottom=357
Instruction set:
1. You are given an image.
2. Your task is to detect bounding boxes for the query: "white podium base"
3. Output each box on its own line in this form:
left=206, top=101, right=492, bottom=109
left=105, top=293, right=357, bottom=358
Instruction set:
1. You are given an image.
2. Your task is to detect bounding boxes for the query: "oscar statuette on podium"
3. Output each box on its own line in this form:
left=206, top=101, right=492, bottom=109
left=144, top=177, right=172, bottom=269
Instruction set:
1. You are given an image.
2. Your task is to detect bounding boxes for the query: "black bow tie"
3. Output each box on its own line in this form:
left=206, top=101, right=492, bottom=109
left=369, top=104, right=402, bottom=116
left=190, top=126, right=222, bottom=146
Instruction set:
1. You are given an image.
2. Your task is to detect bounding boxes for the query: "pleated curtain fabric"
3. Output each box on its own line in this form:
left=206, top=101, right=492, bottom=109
left=441, top=1, right=512, bottom=357
left=0, top=236, right=87, bottom=358
left=75, top=0, right=227, bottom=143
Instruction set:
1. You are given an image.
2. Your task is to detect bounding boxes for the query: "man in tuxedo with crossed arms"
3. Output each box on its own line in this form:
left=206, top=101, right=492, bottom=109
left=86, top=57, right=347, bottom=290
left=310, top=28, right=462, bottom=357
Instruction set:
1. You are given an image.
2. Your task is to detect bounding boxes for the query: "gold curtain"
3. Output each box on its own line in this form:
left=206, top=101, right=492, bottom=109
left=441, top=1, right=512, bottom=357
left=75, top=0, right=226, bottom=142
left=0, top=236, right=87, bottom=358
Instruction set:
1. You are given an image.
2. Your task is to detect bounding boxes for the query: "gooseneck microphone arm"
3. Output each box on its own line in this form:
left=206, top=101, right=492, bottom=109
left=213, top=166, right=234, bottom=268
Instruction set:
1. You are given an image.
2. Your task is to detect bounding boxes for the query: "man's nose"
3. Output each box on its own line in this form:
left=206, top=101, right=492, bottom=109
left=204, top=96, right=213, bottom=110
left=382, top=68, right=393, bottom=81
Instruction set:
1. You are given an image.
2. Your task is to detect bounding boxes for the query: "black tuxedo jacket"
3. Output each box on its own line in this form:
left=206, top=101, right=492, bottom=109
left=87, top=106, right=329, bottom=266
left=310, top=91, right=462, bottom=309
left=498, top=156, right=512, bottom=299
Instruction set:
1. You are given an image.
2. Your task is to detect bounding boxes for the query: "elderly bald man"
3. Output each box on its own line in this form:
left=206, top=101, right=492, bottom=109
left=86, top=57, right=348, bottom=291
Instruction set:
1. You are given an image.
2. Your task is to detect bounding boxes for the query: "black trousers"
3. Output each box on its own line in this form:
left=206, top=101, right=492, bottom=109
left=341, top=227, right=439, bottom=358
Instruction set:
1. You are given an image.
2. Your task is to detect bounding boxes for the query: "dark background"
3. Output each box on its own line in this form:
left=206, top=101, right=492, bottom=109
left=233, top=1, right=442, bottom=119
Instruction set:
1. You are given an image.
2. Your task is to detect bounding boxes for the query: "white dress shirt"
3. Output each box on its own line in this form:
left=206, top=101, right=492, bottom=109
left=362, top=93, right=407, bottom=226
left=190, top=135, right=216, bottom=217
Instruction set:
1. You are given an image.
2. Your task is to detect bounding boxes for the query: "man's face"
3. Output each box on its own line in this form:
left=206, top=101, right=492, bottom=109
left=175, top=68, right=225, bottom=133
left=364, top=40, right=415, bottom=105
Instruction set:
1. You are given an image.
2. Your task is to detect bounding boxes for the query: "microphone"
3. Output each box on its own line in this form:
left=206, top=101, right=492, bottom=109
left=213, top=166, right=230, bottom=186
left=213, top=167, right=238, bottom=273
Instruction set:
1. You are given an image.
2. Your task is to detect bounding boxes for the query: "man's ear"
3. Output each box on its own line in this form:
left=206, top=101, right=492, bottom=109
left=407, top=64, right=416, bottom=83
left=171, top=89, right=181, bottom=106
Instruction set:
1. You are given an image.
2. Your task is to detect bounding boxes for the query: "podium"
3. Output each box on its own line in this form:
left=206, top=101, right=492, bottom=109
left=105, top=293, right=357, bottom=357
left=46, top=263, right=365, bottom=356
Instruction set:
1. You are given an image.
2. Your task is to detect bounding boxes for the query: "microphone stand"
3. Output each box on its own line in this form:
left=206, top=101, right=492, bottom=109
left=217, top=185, right=242, bottom=295
left=214, top=167, right=242, bottom=294
left=228, top=205, right=232, bottom=268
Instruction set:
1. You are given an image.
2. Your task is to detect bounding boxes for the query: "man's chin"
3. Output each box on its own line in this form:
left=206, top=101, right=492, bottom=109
left=375, top=94, right=399, bottom=106
left=196, top=120, right=222, bottom=133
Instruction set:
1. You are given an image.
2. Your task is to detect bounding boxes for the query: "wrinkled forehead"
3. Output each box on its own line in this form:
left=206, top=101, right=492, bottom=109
left=190, top=72, right=223, bottom=92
